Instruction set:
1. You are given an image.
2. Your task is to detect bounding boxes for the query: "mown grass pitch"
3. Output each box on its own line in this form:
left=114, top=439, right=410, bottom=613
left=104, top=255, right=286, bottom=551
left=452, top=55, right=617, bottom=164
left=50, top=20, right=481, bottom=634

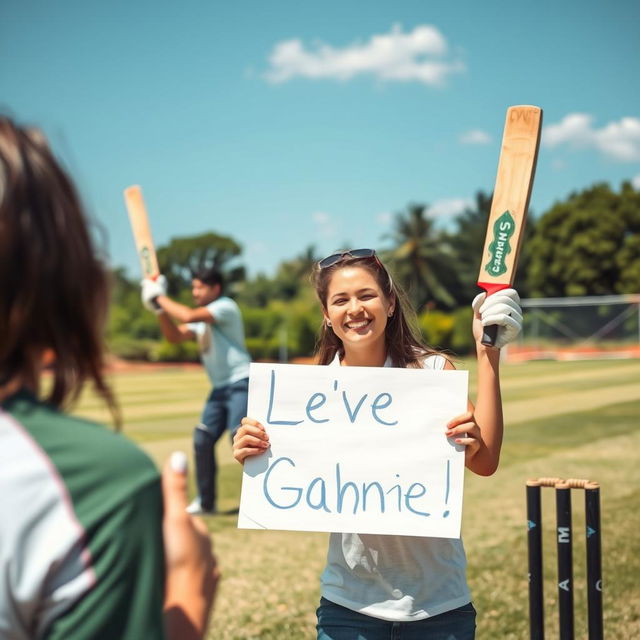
left=75, top=358, right=640, bottom=639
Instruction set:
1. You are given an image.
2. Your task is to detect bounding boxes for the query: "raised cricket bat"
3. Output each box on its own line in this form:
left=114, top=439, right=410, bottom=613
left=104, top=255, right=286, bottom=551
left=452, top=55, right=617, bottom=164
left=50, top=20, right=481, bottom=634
left=124, top=185, right=160, bottom=280
left=477, top=105, right=542, bottom=346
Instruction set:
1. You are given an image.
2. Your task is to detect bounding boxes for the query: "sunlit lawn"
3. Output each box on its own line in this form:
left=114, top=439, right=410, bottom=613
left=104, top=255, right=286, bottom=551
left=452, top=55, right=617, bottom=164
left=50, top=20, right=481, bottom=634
left=74, top=358, right=640, bottom=639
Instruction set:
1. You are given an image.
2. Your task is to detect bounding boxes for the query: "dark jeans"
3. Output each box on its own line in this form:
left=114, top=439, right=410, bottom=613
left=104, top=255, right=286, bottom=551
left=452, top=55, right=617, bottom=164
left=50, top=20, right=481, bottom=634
left=193, top=377, right=248, bottom=510
left=316, top=598, right=476, bottom=640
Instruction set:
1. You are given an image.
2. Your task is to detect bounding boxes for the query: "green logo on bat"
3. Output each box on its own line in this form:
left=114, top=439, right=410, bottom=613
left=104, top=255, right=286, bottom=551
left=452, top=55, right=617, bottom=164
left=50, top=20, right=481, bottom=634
left=484, top=211, right=515, bottom=277
left=140, top=246, right=154, bottom=276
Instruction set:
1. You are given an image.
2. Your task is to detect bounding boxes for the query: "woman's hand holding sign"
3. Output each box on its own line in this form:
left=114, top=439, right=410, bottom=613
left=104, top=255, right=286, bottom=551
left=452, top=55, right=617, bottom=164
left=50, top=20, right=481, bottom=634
left=233, top=417, right=270, bottom=463
left=445, top=410, right=482, bottom=464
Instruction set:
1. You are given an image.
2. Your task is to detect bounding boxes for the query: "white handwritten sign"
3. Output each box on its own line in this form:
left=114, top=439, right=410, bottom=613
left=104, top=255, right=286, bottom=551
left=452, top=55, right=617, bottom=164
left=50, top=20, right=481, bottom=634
left=238, top=362, right=468, bottom=538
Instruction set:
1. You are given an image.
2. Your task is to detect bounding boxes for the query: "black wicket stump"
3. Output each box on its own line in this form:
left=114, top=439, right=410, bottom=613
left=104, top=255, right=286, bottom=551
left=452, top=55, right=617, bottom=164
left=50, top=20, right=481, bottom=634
left=526, top=481, right=544, bottom=640
left=525, top=478, right=603, bottom=640
left=555, top=482, right=574, bottom=640
left=585, top=483, right=603, bottom=640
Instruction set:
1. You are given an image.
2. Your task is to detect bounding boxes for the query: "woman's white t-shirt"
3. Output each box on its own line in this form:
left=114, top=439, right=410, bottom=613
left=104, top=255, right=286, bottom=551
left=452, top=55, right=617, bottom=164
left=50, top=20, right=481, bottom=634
left=320, top=353, right=471, bottom=621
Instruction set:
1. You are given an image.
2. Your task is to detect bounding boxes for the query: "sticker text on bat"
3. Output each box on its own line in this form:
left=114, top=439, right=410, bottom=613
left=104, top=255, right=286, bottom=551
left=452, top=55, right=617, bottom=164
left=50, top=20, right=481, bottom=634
left=484, top=211, right=516, bottom=276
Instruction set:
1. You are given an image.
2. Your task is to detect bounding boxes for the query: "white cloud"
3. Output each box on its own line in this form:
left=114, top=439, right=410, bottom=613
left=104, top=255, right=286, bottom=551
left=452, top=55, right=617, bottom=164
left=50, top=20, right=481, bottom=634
left=264, top=24, right=464, bottom=86
left=460, top=129, right=491, bottom=145
left=312, top=211, right=330, bottom=224
left=543, top=113, right=640, bottom=162
left=430, top=198, right=473, bottom=222
left=246, top=239, right=268, bottom=256
left=632, top=174, right=640, bottom=189
left=312, top=211, right=338, bottom=239
left=543, top=113, right=593, bottom=148
left=376, top=211, right=392, bottom=226
left=596, top=118, right=640, bottom=161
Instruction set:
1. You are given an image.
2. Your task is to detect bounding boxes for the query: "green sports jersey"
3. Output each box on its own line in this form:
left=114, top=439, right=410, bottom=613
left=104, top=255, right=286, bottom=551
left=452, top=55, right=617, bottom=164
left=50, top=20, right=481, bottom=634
left=0, top=390, right=167, bottom=640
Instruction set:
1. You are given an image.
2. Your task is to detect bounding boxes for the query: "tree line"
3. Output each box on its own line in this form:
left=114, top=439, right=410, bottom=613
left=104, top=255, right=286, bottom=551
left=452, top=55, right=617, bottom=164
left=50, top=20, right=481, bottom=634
left=108, top=181, right=640, bottom=361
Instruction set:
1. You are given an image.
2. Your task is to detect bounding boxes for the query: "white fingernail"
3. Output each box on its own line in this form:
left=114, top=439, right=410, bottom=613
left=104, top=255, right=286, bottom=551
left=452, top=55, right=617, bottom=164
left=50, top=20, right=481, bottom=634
left=170, top=451, right=188, bottom=474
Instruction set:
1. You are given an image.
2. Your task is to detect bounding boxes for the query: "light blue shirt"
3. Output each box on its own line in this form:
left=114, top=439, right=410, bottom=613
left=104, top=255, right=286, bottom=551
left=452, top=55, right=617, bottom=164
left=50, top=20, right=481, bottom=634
left=188, top=296, right=250, bottom=387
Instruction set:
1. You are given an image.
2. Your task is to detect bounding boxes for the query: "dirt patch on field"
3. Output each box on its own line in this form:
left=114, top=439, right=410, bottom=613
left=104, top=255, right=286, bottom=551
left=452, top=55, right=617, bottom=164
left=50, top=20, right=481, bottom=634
left=105, top=357, right=202, bottom=373
left=507, top=344, right=640, bottom=362
left=106, top=355, right=318, bottom=373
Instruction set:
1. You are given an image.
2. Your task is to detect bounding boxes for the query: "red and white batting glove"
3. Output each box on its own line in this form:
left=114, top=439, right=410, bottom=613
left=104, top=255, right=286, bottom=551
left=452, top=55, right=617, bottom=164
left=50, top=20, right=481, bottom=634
left=472, top=288, right=523, bottom=348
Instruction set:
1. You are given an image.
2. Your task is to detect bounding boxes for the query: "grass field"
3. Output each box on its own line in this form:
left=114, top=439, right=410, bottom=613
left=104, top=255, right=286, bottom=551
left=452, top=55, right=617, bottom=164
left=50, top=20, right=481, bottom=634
left=75, top=358, right=640, bottom=639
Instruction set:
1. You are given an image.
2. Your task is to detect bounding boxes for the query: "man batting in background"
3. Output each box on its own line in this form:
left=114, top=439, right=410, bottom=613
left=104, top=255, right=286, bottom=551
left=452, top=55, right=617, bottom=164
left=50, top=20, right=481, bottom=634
left=142, top=267, right=251, bottom=515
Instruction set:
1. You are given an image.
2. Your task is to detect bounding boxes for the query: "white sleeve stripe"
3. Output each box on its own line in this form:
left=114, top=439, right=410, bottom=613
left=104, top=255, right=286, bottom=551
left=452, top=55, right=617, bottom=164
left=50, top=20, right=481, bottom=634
left=2, top=411, right=97, bottom=584
left=0, top=410, right=97, bottom=637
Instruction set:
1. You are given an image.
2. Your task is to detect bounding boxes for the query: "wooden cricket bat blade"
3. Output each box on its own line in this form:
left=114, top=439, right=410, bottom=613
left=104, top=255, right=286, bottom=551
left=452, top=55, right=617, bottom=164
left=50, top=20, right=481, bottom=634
left=477, top=105, right=543, bottom=346
left=124, top=185, right=160, bottom=280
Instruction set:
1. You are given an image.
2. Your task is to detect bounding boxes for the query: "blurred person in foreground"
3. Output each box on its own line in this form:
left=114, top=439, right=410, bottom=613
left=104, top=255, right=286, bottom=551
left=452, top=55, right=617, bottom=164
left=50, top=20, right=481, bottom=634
left=0, top=115, right=218, bottom=640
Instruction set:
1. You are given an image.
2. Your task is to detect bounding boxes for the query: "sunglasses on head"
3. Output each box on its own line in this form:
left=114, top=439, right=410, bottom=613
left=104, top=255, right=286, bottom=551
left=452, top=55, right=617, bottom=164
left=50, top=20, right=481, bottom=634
left=317, top=249, right=379, bottom=269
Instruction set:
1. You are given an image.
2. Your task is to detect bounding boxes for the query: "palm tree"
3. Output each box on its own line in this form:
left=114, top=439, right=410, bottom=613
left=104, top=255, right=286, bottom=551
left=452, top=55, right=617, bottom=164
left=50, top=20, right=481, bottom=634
left=272, top=245, right=320, bottom=300
left=446, top=190, right=536, bottom=302
left=383, top=204, right=458, bottom=311
left=445, top=191, right=493, bottom=305
left=156, top=232, right=246, bottom=294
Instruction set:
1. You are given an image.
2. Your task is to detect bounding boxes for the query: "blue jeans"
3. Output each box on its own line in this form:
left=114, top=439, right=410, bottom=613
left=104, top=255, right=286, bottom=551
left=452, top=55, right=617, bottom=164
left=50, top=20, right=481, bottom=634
left=193, top=377, right=248, bottom=511
left=316, top=598, right=476, bottom=640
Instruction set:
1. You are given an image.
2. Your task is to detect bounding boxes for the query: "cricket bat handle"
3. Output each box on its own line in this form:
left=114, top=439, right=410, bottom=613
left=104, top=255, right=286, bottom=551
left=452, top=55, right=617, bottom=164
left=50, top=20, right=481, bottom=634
left=477, top=282, right=506, bottom=348
left=481, top=325, right=499, bottom=347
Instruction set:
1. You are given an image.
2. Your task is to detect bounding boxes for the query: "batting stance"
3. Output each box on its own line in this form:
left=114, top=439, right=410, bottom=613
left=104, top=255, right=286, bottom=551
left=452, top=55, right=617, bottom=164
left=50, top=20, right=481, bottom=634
left=142, top=267, right=251, bottom=515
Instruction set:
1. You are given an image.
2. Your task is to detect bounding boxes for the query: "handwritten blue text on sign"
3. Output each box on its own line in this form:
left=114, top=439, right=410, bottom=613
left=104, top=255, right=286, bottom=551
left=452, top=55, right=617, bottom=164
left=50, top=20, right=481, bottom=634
left=238, top=362, right=468, bottom=539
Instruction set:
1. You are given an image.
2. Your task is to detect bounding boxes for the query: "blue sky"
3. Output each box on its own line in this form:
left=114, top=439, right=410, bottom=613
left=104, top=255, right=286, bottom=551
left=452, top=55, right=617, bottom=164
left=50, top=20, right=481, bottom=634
left=3, top=0, right=639, bottom=277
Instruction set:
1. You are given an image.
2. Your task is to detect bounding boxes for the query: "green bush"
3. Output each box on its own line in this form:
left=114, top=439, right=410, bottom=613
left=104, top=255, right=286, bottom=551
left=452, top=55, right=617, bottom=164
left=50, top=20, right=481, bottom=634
left=416, top=307, right=476, bottom=355
left=150, top=340, right=200, bottom=362
left=108, top=336, right=157, bottom=361
left=247, top=336, right=287, bottom=361
left=284, top=314, right=321, bottom=358
left=418, top=310, right=455, bottom=350
left=450, top=306, right=475, bottom=355
left=242, top=302, right=322, bottom=361
left=242, top=306, right=283, bottom=339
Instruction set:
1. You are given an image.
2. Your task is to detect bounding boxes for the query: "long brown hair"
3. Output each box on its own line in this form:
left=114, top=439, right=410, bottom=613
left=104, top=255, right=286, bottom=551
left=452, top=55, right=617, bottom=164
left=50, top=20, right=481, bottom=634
left=312, top=252, right=438, bottom=367
left=0, top=115, right=118, bottom=420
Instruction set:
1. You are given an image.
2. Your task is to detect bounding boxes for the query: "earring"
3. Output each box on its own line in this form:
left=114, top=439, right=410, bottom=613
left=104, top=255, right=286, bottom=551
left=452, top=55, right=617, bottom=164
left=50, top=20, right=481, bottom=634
left=388, top=310, right=394, bottom=317
left=326, top=320, right=332, bottom=327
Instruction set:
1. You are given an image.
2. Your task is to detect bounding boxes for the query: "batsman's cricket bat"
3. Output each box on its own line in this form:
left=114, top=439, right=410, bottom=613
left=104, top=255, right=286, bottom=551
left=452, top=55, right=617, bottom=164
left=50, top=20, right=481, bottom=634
left=477, top=105, right=542, bottom=346
left=124, top=185, right=160, bottom=280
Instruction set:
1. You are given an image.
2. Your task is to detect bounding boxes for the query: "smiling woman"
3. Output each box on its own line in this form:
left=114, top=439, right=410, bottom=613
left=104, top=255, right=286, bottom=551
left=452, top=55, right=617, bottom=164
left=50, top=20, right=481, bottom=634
left=313, top=250, right=434, bottom=369
left=233, top=247, right=525, bottom=640
left=323, top=267, right=393, bottom=366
